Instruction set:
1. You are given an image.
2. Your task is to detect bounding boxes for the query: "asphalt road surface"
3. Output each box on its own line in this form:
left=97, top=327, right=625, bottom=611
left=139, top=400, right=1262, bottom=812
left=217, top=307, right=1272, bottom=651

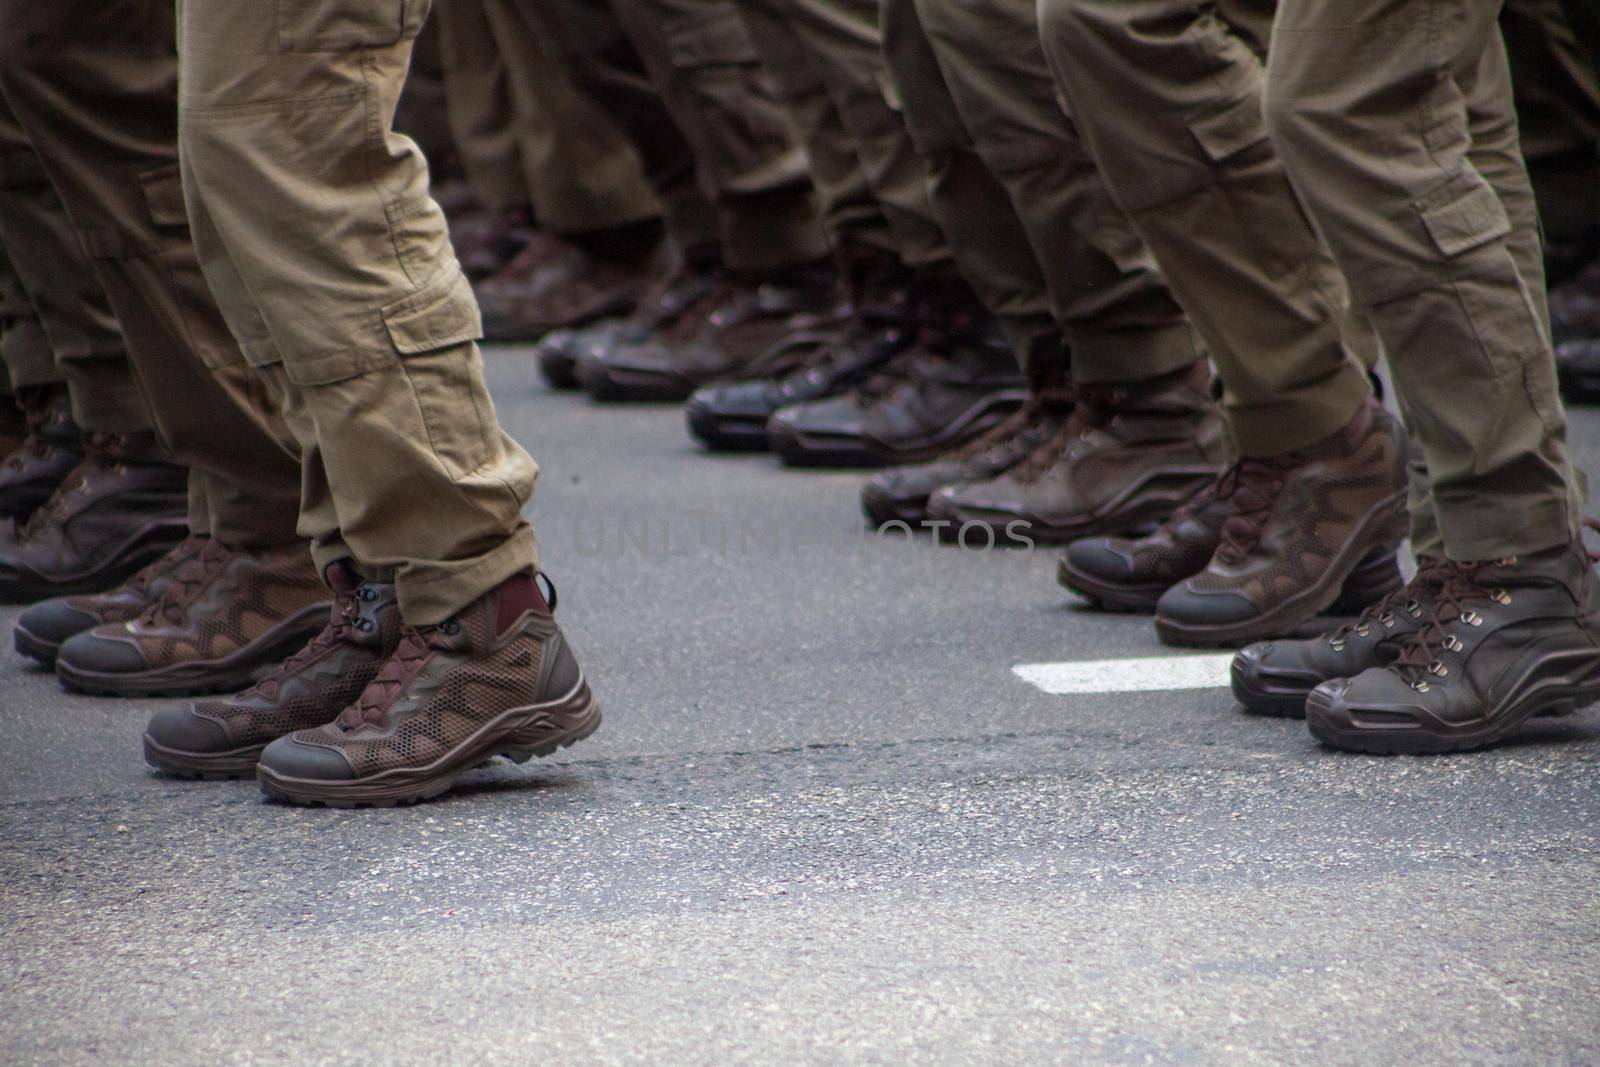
left=4, top=347, right=1599, bottom=1065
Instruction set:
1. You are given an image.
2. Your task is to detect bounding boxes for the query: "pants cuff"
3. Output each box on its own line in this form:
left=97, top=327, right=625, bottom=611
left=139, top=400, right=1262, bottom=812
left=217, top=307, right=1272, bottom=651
left=1223, top=361, right=1371, bottom=457
left=1067, top=322, right=1203, bottom=384
left=1434, top=494, right=1580, bottom=563
left=391, top=524, right=540, bottom=626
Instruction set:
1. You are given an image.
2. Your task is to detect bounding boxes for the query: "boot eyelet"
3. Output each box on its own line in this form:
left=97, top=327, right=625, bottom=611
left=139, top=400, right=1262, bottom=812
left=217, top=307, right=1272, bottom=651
left=1429, top=661, right=1447, bottom=677
left=1328, top=637, right=1345, bottom=650
left=1355, top=624, right=1372, bottom=638
left=1443, top=635, right=1462, bottom=652
left=355, top=618, right=374, bottom=632
left=1490, top=589, right=1511, bottom=605
left=439, top=621, right=461, bottom=636
left=1406, top=600, right=1422, bottom=618
left=358, top=588, right=377, bottom=601
left=1462, top=611, right=1483, bottom=627
left=1379, top=612, right=1395, bottom=628
left=1412, top=679, right=1430, bottom=692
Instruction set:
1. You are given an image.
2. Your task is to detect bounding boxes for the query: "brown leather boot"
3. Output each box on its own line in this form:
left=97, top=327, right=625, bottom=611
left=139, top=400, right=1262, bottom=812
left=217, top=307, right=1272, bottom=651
left=1308, top=543, right=1600, bottom=753
left=451, top=205, right=537, bottom=280
left=1153, top=396, right=1409, bottom=647
left=578, top=262, right=845, bottom=403
left=255, top=571, right=600, bottom=807
left=0, top=393, right=26, bottom=457
left=54, top=538, right=330, bottom=696
left=0, top=431, right=187, bottom=603
left=477, top=222, right=664, bottom=342
left=142, top=562, right=403, bottom=778
left=0, top=384, right=84, bottom=521
left=14, top=535, right=208, bottom=665
left=927, top=362, right=1225, bottom=545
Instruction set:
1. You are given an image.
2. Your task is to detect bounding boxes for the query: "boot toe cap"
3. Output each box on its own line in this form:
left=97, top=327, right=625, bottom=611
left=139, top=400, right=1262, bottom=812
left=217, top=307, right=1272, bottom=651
left=145, top=704, right=233, bottom=755
left=258, top=734, right=357, bottom=782
left=57, top=630, right=150, bottom=675
left=1156, top=582, right=1259, bottom=626
left=17, top=599, right=102, bottom=646
left=1064, top=538, right=1136, bottom=583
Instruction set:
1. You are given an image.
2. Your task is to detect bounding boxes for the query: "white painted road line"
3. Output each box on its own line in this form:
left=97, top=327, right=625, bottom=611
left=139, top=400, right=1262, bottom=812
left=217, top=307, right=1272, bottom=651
left=1012, top=653, right=1236, bottom=695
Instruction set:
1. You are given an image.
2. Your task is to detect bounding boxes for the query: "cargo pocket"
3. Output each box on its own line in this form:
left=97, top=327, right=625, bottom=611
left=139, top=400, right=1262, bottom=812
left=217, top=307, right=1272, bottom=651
left=276, top=0, right=428, bottom=52
left=1188, top=93, right=1270, bottom=165
left=380, top=269, right=495, bottom=480
left=1415, top=170, right=1511, bottom=259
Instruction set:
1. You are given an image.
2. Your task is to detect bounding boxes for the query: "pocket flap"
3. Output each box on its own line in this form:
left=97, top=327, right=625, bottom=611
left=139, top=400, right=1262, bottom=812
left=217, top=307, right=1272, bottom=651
left=1188, top=94, right=1268, bottom=163
left=381, top=269, right=482, bottom=355
left=1416, top=171, right=1510, bottom=258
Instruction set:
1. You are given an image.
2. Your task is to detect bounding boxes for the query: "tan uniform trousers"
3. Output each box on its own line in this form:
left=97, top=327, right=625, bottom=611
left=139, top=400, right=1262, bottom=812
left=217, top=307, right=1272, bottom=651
left=0, top=104, right=146, bottom=432
left=0, top=0, right=303, bottom=547
left=906, top=0, right=1197, bottom=385
left=1263, top=0, right=1582, bottom=561
left=530, top=0, right=831, bottom=271
left=439, top=0, right=664, bottom=233
left=1037, top=0, right=1375, bottom=459
left=734, top=0, right=947, bottom=268
left=178, top=0, right=540, bottom=625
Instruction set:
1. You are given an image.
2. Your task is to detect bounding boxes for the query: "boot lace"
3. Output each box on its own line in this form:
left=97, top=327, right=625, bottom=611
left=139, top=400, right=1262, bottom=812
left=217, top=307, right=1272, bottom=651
left=1212, top=453, right=1302, bottom=565
left=16, top=435, right=130, bottom=542
left=244, top=584, right=369, bottom=701
left=1391, top=559, right=1514, bottom=690
left=136, top=537, right=232, bottom=627
left=1007, top=392, right=1113, bottom=485
left=335, top=621, right=458, bottom=730
left=1325, top=556, right=1451, bottom=650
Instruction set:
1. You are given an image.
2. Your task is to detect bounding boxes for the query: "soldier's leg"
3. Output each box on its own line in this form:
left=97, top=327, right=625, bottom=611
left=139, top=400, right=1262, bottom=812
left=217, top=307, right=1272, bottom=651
left=0, top=0, right=331, bottom=692
left=1261, top=0, right=1600, bottom=755
left=434, top=0, right=530, bottom=218
left=175, top=0, right=599, bottom=805
left=1038, top=0, right=1408, bottom=647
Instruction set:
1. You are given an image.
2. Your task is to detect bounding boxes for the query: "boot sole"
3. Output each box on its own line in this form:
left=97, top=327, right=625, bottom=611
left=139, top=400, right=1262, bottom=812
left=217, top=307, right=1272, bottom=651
left=1153, top=492, right=1408, bottom=648
left=142, top=735, right=265, bottom=780
left=768, top=421, right=882, bottom=468
left=685, top=399, right=771, bottom=452
left=860, top=483, right=931, bottom=528
left=257, top=680, right=602, bottom=808
left=14, top=623, right=63, bottom=667
left=580, top=362, right=697, bottom=404
left=862, top=390, right=1028, bottom=467
left=55, top=605, right=329, bottom=698
left=1305, top=668, right=1600, bottom=755
left=537, top=349, right=582, bottom=390
left=931, top=483, right=1201, bottom=548
left=0, top=524, right=185, bottom=605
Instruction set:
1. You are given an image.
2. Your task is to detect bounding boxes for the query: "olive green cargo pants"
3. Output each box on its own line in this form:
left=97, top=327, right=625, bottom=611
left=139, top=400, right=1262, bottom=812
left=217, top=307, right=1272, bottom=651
left=0, top=102, right=147, bottom=433
left=0, top=0, right=303, bottom=547
left=1037, top=0, right=1376, bottom=460
left=178, top=0, right=540, bottom=624
left=528, top=0, right=831, bottom=271
left=1262, top=0, right=1582, bottom=560
left=437, top=0, right=663, bottom=233
left=878, top=0, right=1199, bottom=384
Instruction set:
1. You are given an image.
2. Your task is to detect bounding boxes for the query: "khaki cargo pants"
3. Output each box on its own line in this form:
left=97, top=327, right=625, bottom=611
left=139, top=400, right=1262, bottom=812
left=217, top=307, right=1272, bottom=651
left=0, top=100, right=146, bottom=433
left=178, top=0, right=540, bottom=624
left=1264, top=0, right=1582, bottom=560
left=0, top=0, right=304, bottom=547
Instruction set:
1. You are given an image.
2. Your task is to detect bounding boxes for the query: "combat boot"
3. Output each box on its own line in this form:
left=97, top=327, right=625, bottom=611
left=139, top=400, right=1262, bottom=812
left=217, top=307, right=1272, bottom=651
left=578, top=262, right=843, bottom=402
left=14, top=535, right=207, bottom=665
left=1059, top=468, right=1403, bottom=615
left=0, top=395, right=25, bottom=457
left=142, top=562, right=402, bottom=778
left=54, top=538, right=330, bottom=696
left=255, top=571, right=600, bottom=807
left=452, top=205, right=537, bottom=280
left=0, top=385, right=84, bottom=520
left=537, top=255, right=722, bottom=389
left=860, top=396, right=1068, bottom=528
left=927, top=362, right=1224, bottom=545
left=1230, top=556, right=1452, bottom=717
left=1152, top=396, right=1408, bottom=647
left=477, top=223, right=663, bottom=342
left=1306, top=544, right=1600, bottom=754
left=768, top=278, right=1026, bottom=467
left=0, top=432, right=187, bottom=603
left=686, top=243, right=916, bottom=451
